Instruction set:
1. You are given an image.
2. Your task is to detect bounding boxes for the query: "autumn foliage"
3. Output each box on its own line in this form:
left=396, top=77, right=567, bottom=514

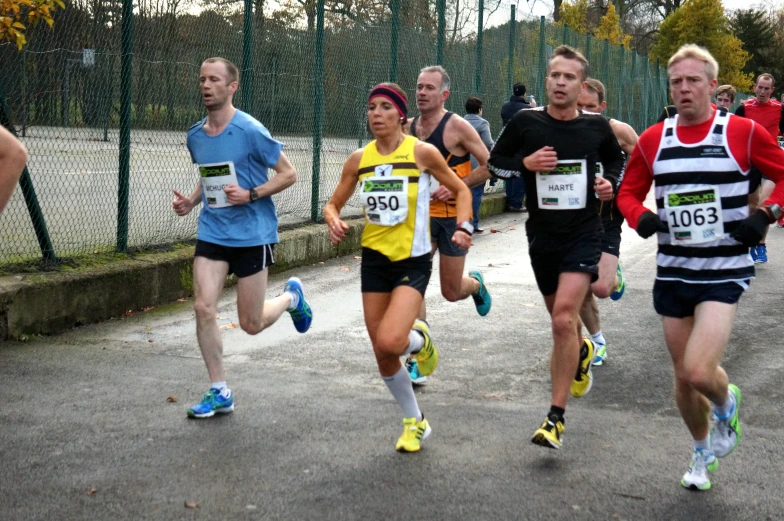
left=0, top=0, right=64, bottom=50
left=650, top=0, right=753, bottom=91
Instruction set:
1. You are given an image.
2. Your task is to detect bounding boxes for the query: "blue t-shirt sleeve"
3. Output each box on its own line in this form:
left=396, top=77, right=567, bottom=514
left=185, top=134, right=197, bottom=164
left=249, top=124, right=284, bottom=168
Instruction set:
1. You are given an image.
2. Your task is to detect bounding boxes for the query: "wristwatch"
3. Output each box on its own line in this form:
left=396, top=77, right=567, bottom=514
left=249, top=188, right=259, bottom=202
left=457, top=221, right=474, bottom=236
left=763, top=204, right=782, bottom=223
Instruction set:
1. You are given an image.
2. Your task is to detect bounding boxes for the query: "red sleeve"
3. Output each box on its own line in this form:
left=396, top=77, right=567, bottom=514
left=617, top=123, right=660, bottom=229
left=726, top=116, right=784, bottom=207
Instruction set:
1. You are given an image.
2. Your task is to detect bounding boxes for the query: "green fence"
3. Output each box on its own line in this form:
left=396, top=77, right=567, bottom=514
left=0, top=0, right=669, bottom=269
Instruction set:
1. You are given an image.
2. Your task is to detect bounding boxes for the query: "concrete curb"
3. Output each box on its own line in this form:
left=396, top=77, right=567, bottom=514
left=0, top=193, right=507, bottom=339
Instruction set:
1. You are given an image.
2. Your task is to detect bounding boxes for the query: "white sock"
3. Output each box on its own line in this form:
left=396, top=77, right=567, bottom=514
left=382, top=366, right=422, bottom=421
left=286, top=290, right=299, bottom=310
left=694, top=436, right=710, bottom=452
left=404, top=329, right=425, bottom=355
left=591, top=331, right=606, bottom=346
left=210, top=382, right=230, bottom=398
left=714, top=392, right=735, bottom=419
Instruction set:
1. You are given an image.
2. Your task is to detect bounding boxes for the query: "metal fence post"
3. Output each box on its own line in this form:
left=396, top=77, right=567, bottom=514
left=562, top=24, right=568, bottom=45
left=617, top=46, right=626, bottom=121
left=642, top=55, right=651, bottom=127
left=241, top=0, right=254, bottom=115
left=656, top=59, right=664, bottom=111
left=584, top=33, right=591, bottom=63
left=629, top=52, right=637, bottom=130
left=389, top=0, right=399, bottom=82
left=436, top=0, right=445, bottom=65
left=536, top=16, right=546, bottom=102
left=0, top=80, right=57, bottom=263
left=311, top=0, right=325, bottom=222
left=475, top=0, right=484, bottom=95
left=506, top=5, right=515, bottom=97
left=116, top=0, right=133, bottom=253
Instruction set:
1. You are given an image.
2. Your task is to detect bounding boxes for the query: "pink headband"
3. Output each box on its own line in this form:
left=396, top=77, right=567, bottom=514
left=368, top=86, right=408, bottom=119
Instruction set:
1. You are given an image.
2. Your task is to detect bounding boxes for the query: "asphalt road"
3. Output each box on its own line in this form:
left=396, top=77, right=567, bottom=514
left=2, top=212, right=784, bottom=521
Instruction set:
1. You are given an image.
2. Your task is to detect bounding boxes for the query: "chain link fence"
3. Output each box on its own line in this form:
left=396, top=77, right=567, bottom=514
left=0, top=0, right=670, bottom=269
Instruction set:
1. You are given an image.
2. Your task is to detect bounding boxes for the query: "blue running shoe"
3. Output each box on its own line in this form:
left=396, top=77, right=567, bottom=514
left=610, top=263, right=625, bottom=301
left=187, top=388, right=234, bottom=418
left=285, top=277, right=313, bottom=333
left=756, top=244, right=768, bottom=264
left=750, top=245, right=759, bottom=263
left=406, top=358, right=427, bottom=385
left=469, top=270, right=492, bottom=316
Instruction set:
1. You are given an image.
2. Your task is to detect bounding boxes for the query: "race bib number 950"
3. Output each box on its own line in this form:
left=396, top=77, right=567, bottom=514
left=360, top=174, right=409, bottom=226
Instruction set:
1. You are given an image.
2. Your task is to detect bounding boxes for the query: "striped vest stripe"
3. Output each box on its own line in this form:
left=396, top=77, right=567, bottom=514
left=652, top=111, right=754, bottom=283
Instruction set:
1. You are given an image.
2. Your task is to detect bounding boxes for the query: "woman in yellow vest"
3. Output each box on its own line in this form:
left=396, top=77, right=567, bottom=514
left=324, top=83, right=472, bottom=452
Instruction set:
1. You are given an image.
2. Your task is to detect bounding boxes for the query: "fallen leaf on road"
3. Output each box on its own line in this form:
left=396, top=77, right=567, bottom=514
left=508, top=227, right=516, bottom=230
left=177, top=298, right=187, bottom=302
left=143, top=306, right=155, bottom=312
left=339, top=267, right=350, bottom=271
left=219, top=323, right=238, bottom=329
left=146, top=327, right=151, bottom=331
left=148, top=339, right=154, bottom=343
left=185, top=501, right=199, bottom=509
left=353, top=256, right=361, bottom=259
left=490, top=229, right=500, bottom=233
left=87, top=488, right=97, bottom=495
left=488, top=263, right=494, bottom=267
left=167, top=396, right=177, bottom=402
left=319, top=262, right=325, bottom=265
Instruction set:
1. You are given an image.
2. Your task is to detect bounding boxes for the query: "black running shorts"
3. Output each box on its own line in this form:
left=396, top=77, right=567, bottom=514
left=430, top=216, right=469, bottom=257
left=194, top=240, right=274, bottom=278
left=361, top=247, right=432, bottom=296
left=528, top=231, right=601, bottom=296
left=653, top=279, right=748, bottom=318
left=600, top=217, right=623, bottom=257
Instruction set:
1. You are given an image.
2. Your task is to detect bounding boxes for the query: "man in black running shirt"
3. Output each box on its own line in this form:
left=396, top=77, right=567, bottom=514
left=488, top=45, right=624, bottom=450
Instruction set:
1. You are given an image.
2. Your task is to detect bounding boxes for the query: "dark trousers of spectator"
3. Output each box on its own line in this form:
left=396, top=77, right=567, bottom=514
left=471, top=183, right=485, bottom=229
left=505, top=177, right=525, bottom=209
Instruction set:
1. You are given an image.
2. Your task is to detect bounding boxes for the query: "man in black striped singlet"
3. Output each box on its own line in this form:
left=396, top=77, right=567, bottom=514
left=618, top=44, right=784, bottom=491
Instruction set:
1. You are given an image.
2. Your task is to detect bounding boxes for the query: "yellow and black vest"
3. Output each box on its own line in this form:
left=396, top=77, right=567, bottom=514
left=359, top=135, right=431, bottom=261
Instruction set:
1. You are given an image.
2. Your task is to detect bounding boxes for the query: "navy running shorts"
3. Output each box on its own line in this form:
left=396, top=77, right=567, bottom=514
left=653, top=279, right=748, bottom=318
left=194, top=240, right=274, bottom=278
left=430, top=216, right=469, bottom=257
left=360, top=247, right=432, bottom=296
left=528, top=231, right=601, bottom=296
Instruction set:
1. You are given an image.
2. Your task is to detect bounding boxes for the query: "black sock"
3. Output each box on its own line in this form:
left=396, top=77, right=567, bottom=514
left=548, top=406, right=565, bottom=423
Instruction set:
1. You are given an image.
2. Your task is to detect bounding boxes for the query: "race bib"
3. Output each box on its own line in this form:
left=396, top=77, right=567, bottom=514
left=778, top=137, right=784, bottom=149
left=536, top=159, right=587, bottom=210
left=664, top=186, right=724, bottom=245
left=199, top=161, right=238, bottom=208
left=359, top=165, right=409, bottom=226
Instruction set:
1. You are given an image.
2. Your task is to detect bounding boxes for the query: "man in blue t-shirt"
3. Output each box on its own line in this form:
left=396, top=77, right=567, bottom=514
left=173, top=57, right=313, bottom=419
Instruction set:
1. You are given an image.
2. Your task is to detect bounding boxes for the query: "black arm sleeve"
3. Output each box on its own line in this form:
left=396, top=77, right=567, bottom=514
left=599, top=123, right=625, bottom=191
left=488, top=115, right=524, bottom=179
left=734, top=105, right=745, bottom=117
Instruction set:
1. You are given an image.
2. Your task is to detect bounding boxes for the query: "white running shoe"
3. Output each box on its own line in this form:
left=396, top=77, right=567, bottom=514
left=681, top=448, right=718, bottom=491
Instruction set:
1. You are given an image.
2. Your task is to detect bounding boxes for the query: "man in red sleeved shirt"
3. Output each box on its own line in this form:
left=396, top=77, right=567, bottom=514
left=617, top=44, right=784, bottom=492
left=734, top=73, right=784, bottom=258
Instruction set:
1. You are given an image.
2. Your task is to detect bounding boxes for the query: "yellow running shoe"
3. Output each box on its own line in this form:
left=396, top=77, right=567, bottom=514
left=412, top=319, right=439, bottom=376
left=570, top=338, right=594, bottom=398
left=395, top=417, right=432, bottom=452
left=531, top=414, right=564, bottom=449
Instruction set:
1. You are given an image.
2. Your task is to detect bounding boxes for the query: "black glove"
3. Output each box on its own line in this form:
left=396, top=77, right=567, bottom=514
left=636, top=212, right=668, bottom=239
left=731, top=209, right=770, bottom=247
